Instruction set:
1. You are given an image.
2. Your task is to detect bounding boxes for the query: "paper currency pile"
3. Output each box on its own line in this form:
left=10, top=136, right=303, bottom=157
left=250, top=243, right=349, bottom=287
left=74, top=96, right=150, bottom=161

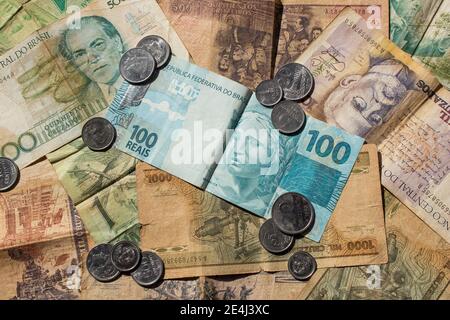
left=0, top=0, right=448, bottom=300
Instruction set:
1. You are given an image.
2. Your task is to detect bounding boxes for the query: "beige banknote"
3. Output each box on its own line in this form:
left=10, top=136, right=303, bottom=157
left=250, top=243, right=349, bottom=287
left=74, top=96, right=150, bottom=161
left=292, top=8, right=449, bottom=242
left=0, top=0, right=189, bottom=169
left=203, top=270, right=326, bottom=300
left=275, top=0, right=389, bottom=70
left=413, top=1, right=450, bottom=89
left=157, top=0, right=277, bottom=89
left=137, top=144, right=387, bottom=279
left=0, top=0, right=95, bottom=54
left=304, top=189, right=450, bottom=300
left=0, top=159, right=78, bottom=250
left=48, top=138, right=139, bottom=244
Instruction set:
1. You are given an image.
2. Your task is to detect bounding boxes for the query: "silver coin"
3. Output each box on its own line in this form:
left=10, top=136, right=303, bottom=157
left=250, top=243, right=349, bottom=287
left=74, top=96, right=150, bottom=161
left=271, top=100, right=306, bottom=135
left=0, top=157, right=19, bottom=192
left=131, top=251, right=164, bottom=287
left=111, top=240, right=141, bottom=272
left=87, top=243, right=121, bottom=282
left=272, top=192, right=315, bottom=236
left=120, top=47, right=156, bottom=84
left=288, top=251, right=317, bottom=281
left=255, top=79, right=283, bottom=107
left=137, top=35, right=171, bottom=69
left=259, top=218, right=294, bottom=254
left=82, top=117, right=116, bottom=151
left=275, top=63, right=314, bottom=101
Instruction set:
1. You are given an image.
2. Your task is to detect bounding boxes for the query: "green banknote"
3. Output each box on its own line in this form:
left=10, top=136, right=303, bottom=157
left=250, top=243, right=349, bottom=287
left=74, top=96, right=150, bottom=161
left=0, top=0, right=21, bottom=30
left=48, top=138, right=139, bottom=244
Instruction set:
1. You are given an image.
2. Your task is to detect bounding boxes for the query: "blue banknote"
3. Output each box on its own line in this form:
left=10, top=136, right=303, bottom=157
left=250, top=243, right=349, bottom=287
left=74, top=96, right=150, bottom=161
left=107, top=56, right=252, bottom=188
left=107, top=56, right=364, bottom=242
left=207, top=95, right=364, bottom=242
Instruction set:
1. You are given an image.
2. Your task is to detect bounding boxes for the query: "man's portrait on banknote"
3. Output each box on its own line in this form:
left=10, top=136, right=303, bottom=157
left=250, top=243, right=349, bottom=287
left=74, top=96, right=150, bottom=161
left=323, top=57, right=417, bottom=137
left=59, top=16, right=125, bottom=102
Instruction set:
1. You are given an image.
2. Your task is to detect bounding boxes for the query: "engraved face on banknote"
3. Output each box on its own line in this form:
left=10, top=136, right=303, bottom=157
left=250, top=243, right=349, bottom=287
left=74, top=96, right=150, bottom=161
left=322, top=56, right=417, bottom=137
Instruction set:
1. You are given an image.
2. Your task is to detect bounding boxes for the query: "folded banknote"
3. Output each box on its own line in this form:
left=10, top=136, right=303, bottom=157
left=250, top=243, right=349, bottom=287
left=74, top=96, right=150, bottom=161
left=107, top=56, right=364, bottom=242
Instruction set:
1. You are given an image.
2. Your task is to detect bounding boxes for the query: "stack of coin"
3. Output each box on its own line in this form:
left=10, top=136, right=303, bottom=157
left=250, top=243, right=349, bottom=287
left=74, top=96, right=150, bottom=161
left=87, top=240, right=165, bottom=287
left=120, top=35, right=172, bottom=86
left=255, top=63, right=314, bottom=135
left=258, top=192, right=317, bottom=281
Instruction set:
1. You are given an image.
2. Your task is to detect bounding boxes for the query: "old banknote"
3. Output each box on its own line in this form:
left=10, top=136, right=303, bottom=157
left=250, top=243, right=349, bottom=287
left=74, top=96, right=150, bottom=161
left=0, top=0, right=95, bottom=54
left=47, top=138, right=139, bottom=244
left=292, top=8, right=449, bottom=242
left=0, top=159, right=78, bottom=250
left=413, top=1, right=450, bottom=89
left=157, top=0, right=277, bottom=89
left=304, top=190, right=449, bottom=300
left=108, top=56, right=364, bottom=242
left=275, top=0, right=389, bottom=71
left=0, top=0, right=189, bottom=169
left=390, top=0, right=443, bottom=55
left=137, top=145, right=387, bottom=279
left=0, top=200, right=88, bottom=300
left=203, top=270, right=326, bottom=300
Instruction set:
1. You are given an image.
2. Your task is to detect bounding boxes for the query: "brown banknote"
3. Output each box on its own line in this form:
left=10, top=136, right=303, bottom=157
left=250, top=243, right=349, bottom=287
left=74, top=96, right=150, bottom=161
left=157, top=0, right=277, bottom=89
left=274, top=0, right=389, bottom=70
left=303, top=189, right=450, bottom=300
left=136, top=144, right=387, bottom=279
left=0, top=165, right=88, bottom=300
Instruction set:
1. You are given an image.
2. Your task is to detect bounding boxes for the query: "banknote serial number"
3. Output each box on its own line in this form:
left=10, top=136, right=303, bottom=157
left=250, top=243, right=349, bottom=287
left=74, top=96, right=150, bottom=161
left=164, top=255, right=207, bottom=265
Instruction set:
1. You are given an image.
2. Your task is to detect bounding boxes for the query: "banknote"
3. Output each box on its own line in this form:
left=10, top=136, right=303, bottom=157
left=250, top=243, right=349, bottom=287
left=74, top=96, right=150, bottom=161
left=0, top=0, right=189, bottom=169
left=304, top=189, right=450, bottom=300
left=275, top=0, right=389, bottom=71
left=157, top=0, right=277, bottom=89
left=108, top=55, right=252, bottom=188
left=0, top=200, right=88, bottom=300
left=207, top=95, right=364, bottom=241
left=390, top=0, right=443, bottom=55
left=47, top=138, right=139, bottom=244
left=413, top=1, right=450, bottom=89
left=203, top=270, right=326, bottom=300
left=137, top=145, right=386, bottom=279
left=291, top=8, right=448, bottom=242
left=0, top=0, right=21, bottom=29
left=108, top=56, right=364, bottom=242
left=0, top=0, right=95, bottom=54
left=0, top=159, right=78, bottom=250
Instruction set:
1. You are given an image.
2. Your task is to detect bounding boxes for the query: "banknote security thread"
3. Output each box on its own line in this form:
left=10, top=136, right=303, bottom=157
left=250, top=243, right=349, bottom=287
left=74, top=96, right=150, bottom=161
left=137, top=35, right=172, bottom=69
left=82, top=117, right=116, bottom=151
left=275, top=63, right=315, bottom=101
left=111, top=240, right=142, bottom=272
left=87, top=244, right=121, bottom=282
left=120, top=48, right=156, bottom=85
left=288, top=251, right=317, bottom=281
left=271, top=100, right=306, bottom=135
left=131, top=251, right=165, bottom=287
left=259, top=218, right=294, bottom=254
left=255, top=79, right=283, bottom=107
left=272, top=192, right=315, bottom=236
left=0, top=157, right=19, bottom=192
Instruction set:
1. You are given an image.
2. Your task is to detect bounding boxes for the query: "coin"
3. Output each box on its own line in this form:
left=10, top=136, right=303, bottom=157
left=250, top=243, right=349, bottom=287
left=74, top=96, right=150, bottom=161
left=131, top=251, right=164, bottom=287
left=82, top=117, right=116, bottom=151
left=137, top=35, right=171, bottom=68
left=275, top=63, right=314, bottom=101
left=120, top=47, right=156, bottom=84
left=255, top=79, right=283, bottom=107
left=271, top=192, right=315, bottom=236
left=271, top=100, right=306, bottom=135
left=259, top=218, right=294, bottom=254
left=87, top=243, right=121, bottom=282
left=0, top=157, right=19, bottom=192
left=111, top=240, right=141, bottom=272
left=288, top=251, right=317, bottom=281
